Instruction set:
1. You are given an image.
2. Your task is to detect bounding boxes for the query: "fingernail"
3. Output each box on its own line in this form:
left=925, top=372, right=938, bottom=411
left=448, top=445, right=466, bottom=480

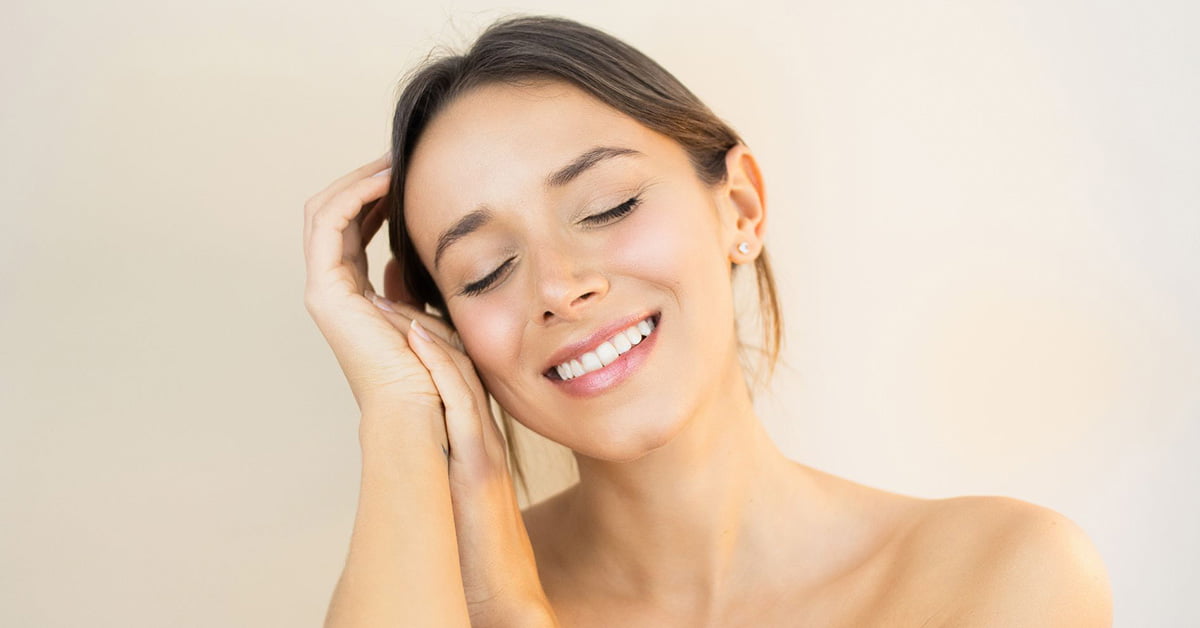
left=369, top=292, right=394, bottom=312
left=411, top=319, right=432, bottom=342
left=372, top=167, right=392, bottom=178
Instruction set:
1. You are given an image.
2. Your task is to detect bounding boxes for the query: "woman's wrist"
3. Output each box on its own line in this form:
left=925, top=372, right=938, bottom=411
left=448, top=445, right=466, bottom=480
left=358, top=402, right=448, bottom=456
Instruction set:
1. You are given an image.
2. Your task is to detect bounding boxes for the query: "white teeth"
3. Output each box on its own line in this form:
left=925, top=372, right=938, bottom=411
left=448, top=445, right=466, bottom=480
left=580, top=352, right=603, bottom=373
left=596, top=341, right=619, bottom=366
left=553, top=316, right=657, bottom=381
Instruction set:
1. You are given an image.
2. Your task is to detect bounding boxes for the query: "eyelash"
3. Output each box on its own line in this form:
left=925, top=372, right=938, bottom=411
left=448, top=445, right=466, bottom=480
left=583, top=193, right=643, bottom=225
left=458, top=194, right=644, bottom=297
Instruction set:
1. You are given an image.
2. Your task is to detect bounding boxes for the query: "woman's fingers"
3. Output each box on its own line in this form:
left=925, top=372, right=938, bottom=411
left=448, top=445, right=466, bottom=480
left=371, top=295, right=500, bottom=456
left=304, top=173, right=392, bottom=291
left=305, top=154, right=389, bottom=224
left=406, top=320, right=490, bottom=473
left=303, top=154, right=389, bottom=246
left=303, top=154, right=389, bottom=258
left=377, top=290, right=460, bottom=353
left=369, top=292, right=457, bottom=346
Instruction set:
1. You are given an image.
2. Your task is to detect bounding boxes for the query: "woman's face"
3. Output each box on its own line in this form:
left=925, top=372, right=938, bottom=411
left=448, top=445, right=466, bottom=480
left=403, top=80, right=754, bottom=461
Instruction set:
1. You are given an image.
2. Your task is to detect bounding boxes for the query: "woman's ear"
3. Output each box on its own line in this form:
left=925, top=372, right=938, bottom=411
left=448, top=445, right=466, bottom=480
left=717, top=143, right=767, bottom=264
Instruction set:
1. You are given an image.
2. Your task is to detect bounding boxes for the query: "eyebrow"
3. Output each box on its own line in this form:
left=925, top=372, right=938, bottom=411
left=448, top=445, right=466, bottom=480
left=545, top=145, right=643, bottom=187
left=434, top=207, right=493, bottom=270
left=432, top=145, right=643, bottom=269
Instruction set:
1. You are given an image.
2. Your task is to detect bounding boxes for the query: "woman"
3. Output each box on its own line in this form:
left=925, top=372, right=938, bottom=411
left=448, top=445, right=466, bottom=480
left=302, top=15, right=1112, bottom=627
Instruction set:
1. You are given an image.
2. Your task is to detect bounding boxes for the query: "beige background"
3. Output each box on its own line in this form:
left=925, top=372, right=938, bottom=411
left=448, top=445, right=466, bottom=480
left=3, top=1, right=1197, bottom=626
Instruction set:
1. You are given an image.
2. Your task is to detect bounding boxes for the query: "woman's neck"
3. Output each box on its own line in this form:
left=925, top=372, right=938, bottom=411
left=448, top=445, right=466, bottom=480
left=561, top=357, right=823, bottom=610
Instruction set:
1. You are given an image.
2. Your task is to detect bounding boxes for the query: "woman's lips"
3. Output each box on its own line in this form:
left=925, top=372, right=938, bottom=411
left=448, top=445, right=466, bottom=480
left=544, top=312, right=658, bottom=380
left=546, top=313, right=661, bottom=398
left=541, top=310, right=660, bottom=376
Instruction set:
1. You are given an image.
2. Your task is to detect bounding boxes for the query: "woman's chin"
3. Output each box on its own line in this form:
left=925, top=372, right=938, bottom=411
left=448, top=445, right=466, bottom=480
left=568, top=414, right=689, bottom=463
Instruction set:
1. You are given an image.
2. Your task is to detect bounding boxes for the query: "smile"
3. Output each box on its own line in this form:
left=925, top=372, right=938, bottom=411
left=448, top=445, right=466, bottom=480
left=544, top=312, right=662, bottom=397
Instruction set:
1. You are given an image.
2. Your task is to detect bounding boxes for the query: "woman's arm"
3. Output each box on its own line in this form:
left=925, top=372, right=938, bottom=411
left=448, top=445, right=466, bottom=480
left=324, top=407, right=470, bottom=628
left=305, top=155, right=556, bottom=627
left=303, top=154, right=472, bottom=627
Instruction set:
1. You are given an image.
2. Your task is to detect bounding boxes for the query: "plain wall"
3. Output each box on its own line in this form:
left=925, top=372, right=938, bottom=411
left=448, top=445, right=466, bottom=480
left=2, top=0, right=1196, bottom=625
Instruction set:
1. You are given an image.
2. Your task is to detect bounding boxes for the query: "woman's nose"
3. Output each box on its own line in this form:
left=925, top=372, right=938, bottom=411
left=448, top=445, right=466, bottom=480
left=532, top=248, right=609, bottom=324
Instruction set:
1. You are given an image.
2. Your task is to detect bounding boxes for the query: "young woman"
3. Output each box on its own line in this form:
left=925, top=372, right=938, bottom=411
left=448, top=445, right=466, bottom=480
left=302, top=15, right=1112, bottom=627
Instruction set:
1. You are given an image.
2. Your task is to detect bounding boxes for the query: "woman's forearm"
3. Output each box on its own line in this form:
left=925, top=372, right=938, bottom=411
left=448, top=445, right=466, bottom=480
left=324, top=408, right=470, bottom=628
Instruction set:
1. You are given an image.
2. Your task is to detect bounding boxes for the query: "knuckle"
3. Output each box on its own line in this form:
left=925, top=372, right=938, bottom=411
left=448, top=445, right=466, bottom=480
left=310, top=209, right=344, bottom=234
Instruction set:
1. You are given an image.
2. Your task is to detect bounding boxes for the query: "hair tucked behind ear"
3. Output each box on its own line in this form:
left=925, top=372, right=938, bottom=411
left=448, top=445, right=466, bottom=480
left=386, top=14, right=784, bottom=504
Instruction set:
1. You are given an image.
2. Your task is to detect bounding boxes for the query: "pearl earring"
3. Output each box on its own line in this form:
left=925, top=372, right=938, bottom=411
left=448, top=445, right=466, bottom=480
left=737, top=241, right=751, bottom=255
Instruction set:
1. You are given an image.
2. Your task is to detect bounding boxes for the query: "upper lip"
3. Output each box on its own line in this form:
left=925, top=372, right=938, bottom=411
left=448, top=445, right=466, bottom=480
left=542, top=310, right=659, bottom=375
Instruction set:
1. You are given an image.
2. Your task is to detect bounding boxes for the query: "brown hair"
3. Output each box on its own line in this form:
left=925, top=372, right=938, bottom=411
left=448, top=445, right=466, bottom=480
left=385, top=14, right=783, bottom=500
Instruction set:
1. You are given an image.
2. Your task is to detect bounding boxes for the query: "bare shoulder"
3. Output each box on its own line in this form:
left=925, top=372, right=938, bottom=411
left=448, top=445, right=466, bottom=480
left=898, top=496, right=1113, bottom=627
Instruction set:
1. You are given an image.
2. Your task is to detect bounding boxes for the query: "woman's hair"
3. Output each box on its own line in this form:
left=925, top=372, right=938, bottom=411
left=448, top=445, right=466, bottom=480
left=386, top=14, right=783, bottom=498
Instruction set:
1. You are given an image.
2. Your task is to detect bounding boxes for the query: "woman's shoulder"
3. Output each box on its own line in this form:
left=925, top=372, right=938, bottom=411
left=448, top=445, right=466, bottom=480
left=892, top=494, right=1113, bottom=626
left=522, top=475, right=1112, bottom=626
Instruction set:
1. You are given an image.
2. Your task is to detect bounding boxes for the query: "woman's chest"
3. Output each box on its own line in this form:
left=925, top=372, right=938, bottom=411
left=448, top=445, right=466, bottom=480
left=541, top=549, right=954, bottom=628
left=548, top=589, right=950, bottom=628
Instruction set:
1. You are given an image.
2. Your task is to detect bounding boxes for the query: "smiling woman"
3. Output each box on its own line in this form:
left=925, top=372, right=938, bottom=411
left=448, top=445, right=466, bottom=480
left=301, top=14, right=1112, bottom=628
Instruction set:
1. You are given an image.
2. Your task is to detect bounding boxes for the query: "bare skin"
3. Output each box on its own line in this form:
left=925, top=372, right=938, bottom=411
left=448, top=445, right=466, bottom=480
left=312, top=76, right=1111, bottom=626
left=524, top=474, right=1113, bottom=627
left=520, top=463, right=922, bottom=627
left=400, top=80, right=1112, bottom=627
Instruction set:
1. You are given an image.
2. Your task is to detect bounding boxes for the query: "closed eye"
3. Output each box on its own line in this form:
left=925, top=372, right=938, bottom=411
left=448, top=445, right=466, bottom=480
left=457, top=194, right=644, bottom=297
left=582, top=194, right=643, bottom=225
left=460, top=257, right=515, bottom=297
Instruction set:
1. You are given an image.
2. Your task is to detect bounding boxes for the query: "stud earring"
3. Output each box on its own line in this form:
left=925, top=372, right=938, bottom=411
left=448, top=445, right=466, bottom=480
left=737, top=241, right=751, bottom=255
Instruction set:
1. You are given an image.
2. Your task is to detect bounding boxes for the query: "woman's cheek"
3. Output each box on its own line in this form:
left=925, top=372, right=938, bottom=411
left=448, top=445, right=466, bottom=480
left=454, top=303, right=522, bottom=383
left=608, top=204, right=695, bottom=285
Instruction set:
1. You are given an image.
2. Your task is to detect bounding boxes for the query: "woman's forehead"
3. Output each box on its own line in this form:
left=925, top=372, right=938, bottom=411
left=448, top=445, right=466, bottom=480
left=403, top=81, right=675, bottom=234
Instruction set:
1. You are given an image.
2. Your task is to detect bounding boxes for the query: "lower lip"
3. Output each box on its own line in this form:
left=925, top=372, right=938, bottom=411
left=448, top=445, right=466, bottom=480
left=547, top=314, right=661, bottom=398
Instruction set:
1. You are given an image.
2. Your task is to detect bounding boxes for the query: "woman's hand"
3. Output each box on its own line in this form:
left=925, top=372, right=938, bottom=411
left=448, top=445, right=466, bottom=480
left=304, top=154, right=556, bottom=627
left=302, top=152, right=443, bottom=417
left=390, top=303, right=558, bottom=628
